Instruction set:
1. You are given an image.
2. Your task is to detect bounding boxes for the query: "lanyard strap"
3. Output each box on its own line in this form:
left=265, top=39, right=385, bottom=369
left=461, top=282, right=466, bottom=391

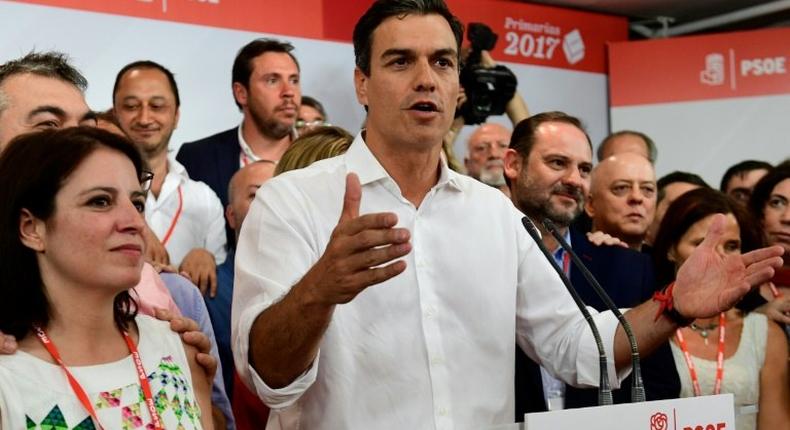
left=121, top=330, right=163, bottom=430
left=675, top=313, right=726, bottom=396
left=33, top=325, right=163, bottom=430
left=160, top=185, right=183, bottom=246
left=240, top=151, right=250, bottom=167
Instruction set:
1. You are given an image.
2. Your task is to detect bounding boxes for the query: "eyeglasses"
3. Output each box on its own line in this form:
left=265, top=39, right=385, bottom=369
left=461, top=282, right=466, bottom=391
left=140, top=170, right=154, bottom=193
left=295, top=119, right=331, bottom=130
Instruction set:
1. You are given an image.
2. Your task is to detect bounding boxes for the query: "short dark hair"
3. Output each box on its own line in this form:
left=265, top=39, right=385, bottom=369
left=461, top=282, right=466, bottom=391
left=652, top=187, right=762, bottom=288
left=749, top=165, right=790, bottom=223
left=509, top=111, right=591, bottom=158
left=232, top=38, right=299, bottom=110
left=112, top=60, right=181, bottom=108
left=656, top=171, right=710, bottom=204
left=300, top=95, right=327, bottom=119
left=353, top=0, right=464, bottom=76
left=597, top=130, right=657, bottom=163
left=719, top=159, right=773, bottom=192
left=0, top=127, right=144, bottom=339
left=506, top=111, right=591, bottom=188
left=94, top=108, right=122, bottom=129
left=0, top=51, right=87, bottom=113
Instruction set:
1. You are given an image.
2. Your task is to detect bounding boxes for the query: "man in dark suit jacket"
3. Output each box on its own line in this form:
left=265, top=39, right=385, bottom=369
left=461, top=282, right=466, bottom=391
left=502, top=112, right=678, bottom=419
left=177, top=38, right=301, bottom=245
left=177, top=127, right=240, bottom=209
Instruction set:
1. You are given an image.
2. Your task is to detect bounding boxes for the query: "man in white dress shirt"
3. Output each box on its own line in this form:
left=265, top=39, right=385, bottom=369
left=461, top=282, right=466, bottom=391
left=231, top=1, right=785, bottom=429
left=113, top=61, right=227, bottom=296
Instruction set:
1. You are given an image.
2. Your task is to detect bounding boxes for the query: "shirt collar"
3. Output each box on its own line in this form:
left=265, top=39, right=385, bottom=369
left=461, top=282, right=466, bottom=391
left=237, top=123, right=261, bottom=163
left=345, top=132, right=463, bottom=192
left=552, top=229, right=573, bottom=261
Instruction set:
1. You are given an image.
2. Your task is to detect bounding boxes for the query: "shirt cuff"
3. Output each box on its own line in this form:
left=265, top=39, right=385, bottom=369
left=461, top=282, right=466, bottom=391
left=247, top=353, right=320, bottom=409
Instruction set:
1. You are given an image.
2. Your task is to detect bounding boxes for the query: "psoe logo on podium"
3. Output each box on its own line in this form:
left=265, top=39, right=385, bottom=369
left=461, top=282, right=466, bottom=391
left=650, top=411, right=668, bottom=430
left=700, top=53, right=726, bottom=86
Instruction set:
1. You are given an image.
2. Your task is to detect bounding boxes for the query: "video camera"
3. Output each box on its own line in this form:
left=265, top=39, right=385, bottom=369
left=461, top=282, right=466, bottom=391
left=458, top=23, right=518, bottom=125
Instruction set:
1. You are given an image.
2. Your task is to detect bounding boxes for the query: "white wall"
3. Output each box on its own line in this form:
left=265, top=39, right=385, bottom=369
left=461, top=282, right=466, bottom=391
left=1, top=1, right=611, bottom=161
left=611, top=94, right=790, bottom=186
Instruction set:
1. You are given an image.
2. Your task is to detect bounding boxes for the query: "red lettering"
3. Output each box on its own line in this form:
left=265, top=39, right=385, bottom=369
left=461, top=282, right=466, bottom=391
left=683, top=423, right=726, bottom=430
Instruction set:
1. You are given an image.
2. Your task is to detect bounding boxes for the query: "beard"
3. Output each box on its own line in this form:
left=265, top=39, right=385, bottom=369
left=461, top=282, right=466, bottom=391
left=249, top=104, right=294, bottom=140
left=514, top=179, right=584, bottom=228
left=478, top=160, right=507, bottom=187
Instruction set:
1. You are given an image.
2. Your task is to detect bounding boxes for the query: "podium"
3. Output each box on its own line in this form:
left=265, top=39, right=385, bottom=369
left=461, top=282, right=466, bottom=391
left=490, top=394, right=735, bottom=430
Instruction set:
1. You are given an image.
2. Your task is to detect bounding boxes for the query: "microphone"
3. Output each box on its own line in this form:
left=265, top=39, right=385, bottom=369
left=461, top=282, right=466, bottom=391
left=521, top=216, right=613, bottom=406
left=542, top=218, right=646, bottom=403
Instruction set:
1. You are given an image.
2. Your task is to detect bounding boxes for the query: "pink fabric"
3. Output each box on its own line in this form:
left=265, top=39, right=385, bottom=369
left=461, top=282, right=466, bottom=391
left=132, top=263, right=181, bottom=317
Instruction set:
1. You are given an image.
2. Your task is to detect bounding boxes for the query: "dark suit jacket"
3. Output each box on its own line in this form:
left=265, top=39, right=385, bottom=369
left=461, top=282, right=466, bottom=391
left=176, top=127, right=240, bottom=246
left=515, top=227, right=680, bottom=419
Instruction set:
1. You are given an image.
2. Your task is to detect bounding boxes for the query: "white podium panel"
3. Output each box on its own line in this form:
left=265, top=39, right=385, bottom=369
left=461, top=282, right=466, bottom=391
left=523, top=394, right=735, bottom=430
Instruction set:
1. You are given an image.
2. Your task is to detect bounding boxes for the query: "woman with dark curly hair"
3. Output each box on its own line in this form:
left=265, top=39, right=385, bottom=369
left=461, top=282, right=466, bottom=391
left=653, top=188, right=788, bottom=430
left=750, top=165, right=790, bottom=294
left=0, top=127, right=212, bottom=429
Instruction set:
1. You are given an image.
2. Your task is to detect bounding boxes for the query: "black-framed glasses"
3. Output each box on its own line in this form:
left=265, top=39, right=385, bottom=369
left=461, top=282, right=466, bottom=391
left=140, top=170, right=154, bottom=193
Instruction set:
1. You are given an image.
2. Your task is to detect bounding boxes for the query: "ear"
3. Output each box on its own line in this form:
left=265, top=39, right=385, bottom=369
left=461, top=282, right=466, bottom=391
left=354, top=67, right=369, bottom=107
left=232, top=82, right=248, bottom=109
left=173, top=107, right=181, bottom=130
left=19, top=209, right=46, bottom=252
left=225, top=205, right=238, bottom=232
left=584, top=194, right=595, bottom=217
left=503, top=149, right=522, bottom=182
left=667, top=246, right=678, bottom=263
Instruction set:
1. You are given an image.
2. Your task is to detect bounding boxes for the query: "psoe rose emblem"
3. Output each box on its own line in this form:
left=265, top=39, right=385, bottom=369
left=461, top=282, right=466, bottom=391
left=650, top=412, right=668, bottom=430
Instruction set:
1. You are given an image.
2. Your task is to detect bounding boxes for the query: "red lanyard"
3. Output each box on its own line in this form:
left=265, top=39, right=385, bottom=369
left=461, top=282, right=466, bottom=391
left=160, top=186, right=183, bottom=246
left=240, top=151, right=251, bottom=167
left=675, top=313, right=726, bottom=396
left=33, top=325, right=163, bottom=430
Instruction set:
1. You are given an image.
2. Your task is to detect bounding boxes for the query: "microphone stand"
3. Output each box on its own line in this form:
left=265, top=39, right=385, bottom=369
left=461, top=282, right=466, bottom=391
left=542, top=218, right=646, bottom=402
left=521, top=216, right=613, bottom=406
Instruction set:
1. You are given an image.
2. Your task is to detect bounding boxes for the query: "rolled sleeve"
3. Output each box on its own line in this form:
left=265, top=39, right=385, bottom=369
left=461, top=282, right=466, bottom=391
left=515, top=220, right=631, bottom=390
left=231, top=177, right=323, bottom=408
left=247, top=352, right=320, bottom=409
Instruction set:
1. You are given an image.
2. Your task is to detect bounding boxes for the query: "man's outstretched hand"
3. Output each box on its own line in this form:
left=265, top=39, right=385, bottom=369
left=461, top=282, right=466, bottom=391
left=298, top=173, right=412, bottom=306
left=674, top=213, right=784, bottom=319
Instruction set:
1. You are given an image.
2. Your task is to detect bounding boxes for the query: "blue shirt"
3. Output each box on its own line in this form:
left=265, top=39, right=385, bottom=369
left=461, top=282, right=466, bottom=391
left=161, top=272, right=236, bottom=429
left=204, top=250, right=236, bottom=399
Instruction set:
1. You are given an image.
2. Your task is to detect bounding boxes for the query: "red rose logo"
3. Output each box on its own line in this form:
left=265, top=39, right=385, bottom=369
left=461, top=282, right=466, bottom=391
left=650, top=412, right=668, bottom=430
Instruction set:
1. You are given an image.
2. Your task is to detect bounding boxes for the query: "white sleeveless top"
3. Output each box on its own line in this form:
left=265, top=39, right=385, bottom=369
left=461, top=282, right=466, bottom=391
left=670, top=313, right=767, bottom=430
left=0, top=315, right=203, bottom=430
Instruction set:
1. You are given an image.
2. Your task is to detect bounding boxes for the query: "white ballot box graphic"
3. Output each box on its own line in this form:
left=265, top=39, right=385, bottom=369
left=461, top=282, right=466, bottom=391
left=563, top=29, right=586, bottom=65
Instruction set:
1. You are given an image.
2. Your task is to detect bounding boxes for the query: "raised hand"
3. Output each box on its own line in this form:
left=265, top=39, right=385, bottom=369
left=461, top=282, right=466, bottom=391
left=674, top=213, right=784, bottom=319
left=300, top=173, right=411, bottom=305
left=179, top=248, right=218, bottom=297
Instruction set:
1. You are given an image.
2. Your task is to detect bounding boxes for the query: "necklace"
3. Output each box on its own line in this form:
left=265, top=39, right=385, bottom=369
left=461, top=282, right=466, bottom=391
left=675, top=313, right=726, bottom=396
left=689, top=319, right=719, bottom=345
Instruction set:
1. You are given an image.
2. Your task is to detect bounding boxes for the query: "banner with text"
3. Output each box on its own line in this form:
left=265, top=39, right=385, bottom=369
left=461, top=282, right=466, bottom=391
left=608, top=28, right=790, bottom=186
left=7, top=0, right=627, bottom=73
